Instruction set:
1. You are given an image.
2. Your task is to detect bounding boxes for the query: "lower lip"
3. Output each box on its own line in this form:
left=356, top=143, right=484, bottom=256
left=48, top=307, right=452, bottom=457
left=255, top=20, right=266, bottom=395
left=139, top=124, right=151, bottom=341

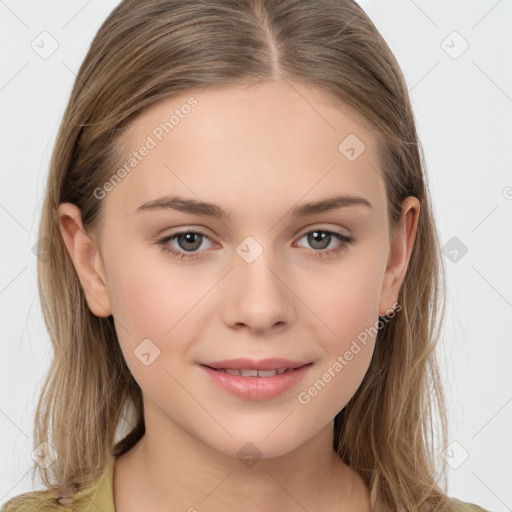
left=199, top=363, right=313, bottom=401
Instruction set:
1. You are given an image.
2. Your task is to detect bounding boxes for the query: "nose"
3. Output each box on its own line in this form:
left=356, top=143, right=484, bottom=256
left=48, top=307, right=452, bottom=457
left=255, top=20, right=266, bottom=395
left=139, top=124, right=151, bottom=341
left=221, top=246, right=294, bottom=334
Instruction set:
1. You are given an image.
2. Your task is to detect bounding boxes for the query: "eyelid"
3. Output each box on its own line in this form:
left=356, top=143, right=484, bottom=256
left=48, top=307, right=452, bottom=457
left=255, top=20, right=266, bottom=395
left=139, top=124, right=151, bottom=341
left=296, top=223, right=350, bottom=238
left=161, top=223, right=350, bottom=244
left=158, top=226, right=217, bottom=242
left=157, top=224, right=353, bottom=260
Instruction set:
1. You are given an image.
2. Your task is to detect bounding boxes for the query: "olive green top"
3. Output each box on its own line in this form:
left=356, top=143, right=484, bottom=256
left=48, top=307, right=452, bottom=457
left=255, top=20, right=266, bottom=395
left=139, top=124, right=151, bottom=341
left=1, top=456, right=491, bottom=511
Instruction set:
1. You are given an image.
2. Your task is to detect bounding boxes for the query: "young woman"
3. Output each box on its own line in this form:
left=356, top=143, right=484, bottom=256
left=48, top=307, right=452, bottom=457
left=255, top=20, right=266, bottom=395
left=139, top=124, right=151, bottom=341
left=2, top=1, right=491, bottom=511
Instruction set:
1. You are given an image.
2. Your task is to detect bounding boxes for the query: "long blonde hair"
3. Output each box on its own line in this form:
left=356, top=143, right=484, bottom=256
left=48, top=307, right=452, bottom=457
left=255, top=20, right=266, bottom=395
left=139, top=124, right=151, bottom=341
left=3, top=0, right=455, bottom=510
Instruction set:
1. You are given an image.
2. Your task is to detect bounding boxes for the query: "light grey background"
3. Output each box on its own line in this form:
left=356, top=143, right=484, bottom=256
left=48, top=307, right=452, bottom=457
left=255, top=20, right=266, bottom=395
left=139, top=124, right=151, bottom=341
left=1, top=1, right=511, bottom=510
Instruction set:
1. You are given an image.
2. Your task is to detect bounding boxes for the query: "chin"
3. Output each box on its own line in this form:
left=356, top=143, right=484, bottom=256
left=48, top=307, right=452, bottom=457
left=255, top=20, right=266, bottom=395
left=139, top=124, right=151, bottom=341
left=203, top=429, right=305, bottom=463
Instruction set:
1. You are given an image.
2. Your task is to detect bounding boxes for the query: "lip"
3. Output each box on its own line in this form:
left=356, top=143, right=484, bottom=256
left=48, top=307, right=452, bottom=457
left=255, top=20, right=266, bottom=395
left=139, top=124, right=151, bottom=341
left=200, top=358, right=310, bottom=371
left=199, top=362, right=313, bottom=401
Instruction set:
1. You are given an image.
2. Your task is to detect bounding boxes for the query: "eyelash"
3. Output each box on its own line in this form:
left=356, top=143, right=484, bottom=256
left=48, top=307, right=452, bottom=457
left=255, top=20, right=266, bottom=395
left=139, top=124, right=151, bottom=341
left=157, top=228, right=353, bottom=261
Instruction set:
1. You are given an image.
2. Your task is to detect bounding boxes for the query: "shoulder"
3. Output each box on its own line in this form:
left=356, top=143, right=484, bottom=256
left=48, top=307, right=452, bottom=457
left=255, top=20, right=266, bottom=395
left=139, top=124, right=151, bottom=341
left=451, top=497, right=492, bottom=512
left=1, top=490, right=107, bottom=512
left=1, top=490, right=63, bottom=511
left=2, top=457, right=115, bottom=512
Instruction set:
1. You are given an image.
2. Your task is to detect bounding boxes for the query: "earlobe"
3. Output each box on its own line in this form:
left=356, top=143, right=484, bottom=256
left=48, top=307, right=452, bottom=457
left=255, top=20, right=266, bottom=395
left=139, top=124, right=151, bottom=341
left=378, top=196, right=420, bottom=316
left=57, top=203, right=112, bottom=318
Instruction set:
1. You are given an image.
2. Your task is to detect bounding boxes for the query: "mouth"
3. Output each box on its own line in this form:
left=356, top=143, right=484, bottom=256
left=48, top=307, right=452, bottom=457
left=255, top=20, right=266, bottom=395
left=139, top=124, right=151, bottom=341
left=202, top=365, right=307, bottom=377
left=199, top=357, right=311, bottom=372
left=199, top=362, right=314, bottom=400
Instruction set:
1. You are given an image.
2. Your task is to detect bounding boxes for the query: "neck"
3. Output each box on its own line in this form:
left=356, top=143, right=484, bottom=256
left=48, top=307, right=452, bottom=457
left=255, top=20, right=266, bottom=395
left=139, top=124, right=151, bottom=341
left=113, top=400, right=367, bottom=511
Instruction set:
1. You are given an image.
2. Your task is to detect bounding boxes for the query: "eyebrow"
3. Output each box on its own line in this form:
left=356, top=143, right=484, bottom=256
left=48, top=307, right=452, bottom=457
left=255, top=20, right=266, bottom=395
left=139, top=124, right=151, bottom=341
left=135, top=194, right=372, bottom=221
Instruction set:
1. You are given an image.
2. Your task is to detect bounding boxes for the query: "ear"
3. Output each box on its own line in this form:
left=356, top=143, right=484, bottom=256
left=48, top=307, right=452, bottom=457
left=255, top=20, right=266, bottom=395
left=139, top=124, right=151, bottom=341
left=57, top=203, right=112, bottom=318
left=378, top=196, right=420, bottom=316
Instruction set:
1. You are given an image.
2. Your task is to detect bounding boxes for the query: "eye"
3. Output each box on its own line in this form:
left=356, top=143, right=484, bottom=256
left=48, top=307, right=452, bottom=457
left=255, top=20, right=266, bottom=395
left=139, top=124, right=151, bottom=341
left=295, top=229, right=352, bottom=258
left=157, top=230, right=215, bottom=260
left=156, top=228, right=353, bottom=261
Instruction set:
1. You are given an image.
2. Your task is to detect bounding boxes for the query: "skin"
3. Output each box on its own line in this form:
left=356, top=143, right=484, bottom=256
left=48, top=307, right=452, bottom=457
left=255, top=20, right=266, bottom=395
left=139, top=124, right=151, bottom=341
left=58, top=79, right=419, bottom=512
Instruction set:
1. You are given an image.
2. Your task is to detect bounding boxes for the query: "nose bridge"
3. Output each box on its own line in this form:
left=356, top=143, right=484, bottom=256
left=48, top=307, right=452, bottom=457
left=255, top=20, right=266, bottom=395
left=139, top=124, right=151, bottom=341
left=236, top=233, right=284, bottom=300
left=223, top=233, right=293, bottom=331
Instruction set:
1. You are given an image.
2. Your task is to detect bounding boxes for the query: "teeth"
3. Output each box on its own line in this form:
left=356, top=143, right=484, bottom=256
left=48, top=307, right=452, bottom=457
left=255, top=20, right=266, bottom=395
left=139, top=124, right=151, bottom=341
left=241, top=369, right=259, bottom=377
left=216, top=368, right=293, bottom=377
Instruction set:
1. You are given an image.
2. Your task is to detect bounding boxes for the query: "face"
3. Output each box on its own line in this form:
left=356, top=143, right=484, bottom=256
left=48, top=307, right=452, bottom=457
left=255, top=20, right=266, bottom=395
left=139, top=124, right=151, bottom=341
left=59, top=79, right=418, bottom=461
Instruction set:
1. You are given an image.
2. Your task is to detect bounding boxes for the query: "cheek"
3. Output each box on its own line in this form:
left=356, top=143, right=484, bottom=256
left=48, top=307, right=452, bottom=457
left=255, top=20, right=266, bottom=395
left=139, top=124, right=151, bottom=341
left=300, top=246, right=385, bottom=334
left=104, top=236, right=198, bottom=335
left=297, top=299, right=379, bottom=424
left=103, top=249, right=198, bottom=398
left=103, top=239, right=215, bottom=382
left=294, top=249, right=384, bottom=410
left=296, top=342, right=374, bottom=432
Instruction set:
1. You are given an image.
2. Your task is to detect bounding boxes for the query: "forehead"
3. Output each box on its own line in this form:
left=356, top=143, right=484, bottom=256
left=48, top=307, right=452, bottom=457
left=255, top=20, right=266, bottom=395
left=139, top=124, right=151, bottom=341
left=126, top=79, right=376, bottom=150
left=107, top=79, right=385, bottom=221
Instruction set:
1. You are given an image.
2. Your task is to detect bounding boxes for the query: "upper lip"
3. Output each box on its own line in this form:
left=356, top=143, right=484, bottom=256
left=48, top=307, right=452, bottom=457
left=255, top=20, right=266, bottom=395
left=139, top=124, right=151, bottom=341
left=200, top=358, right=311, bottom=371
